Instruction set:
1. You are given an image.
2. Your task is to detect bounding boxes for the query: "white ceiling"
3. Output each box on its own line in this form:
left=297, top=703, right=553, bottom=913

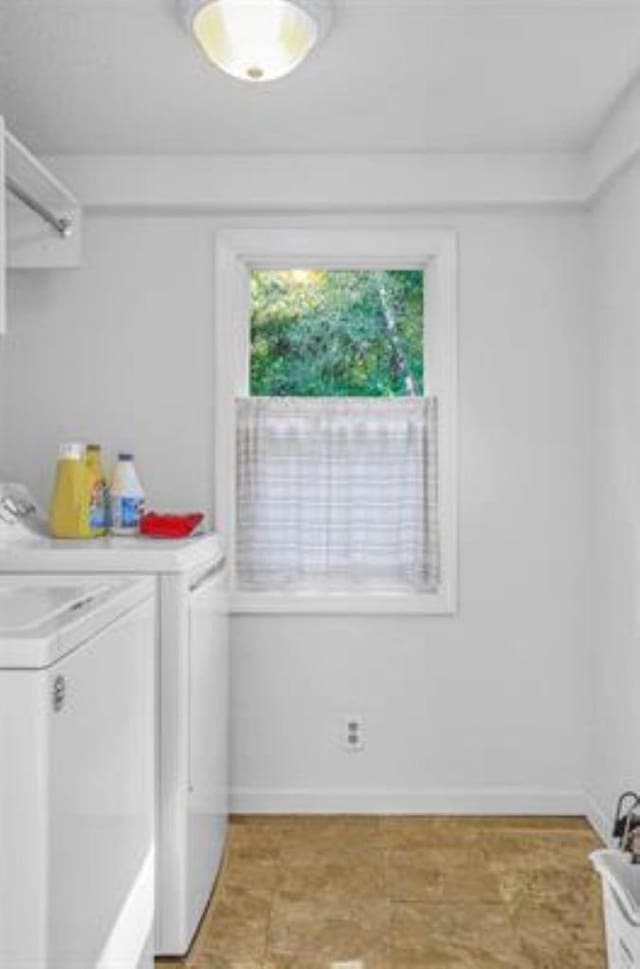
left=2, top=0, right=640, bottom=155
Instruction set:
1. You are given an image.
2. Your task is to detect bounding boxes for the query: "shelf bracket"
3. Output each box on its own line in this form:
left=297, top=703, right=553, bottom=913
left=5, top=174, right=73, bottom=238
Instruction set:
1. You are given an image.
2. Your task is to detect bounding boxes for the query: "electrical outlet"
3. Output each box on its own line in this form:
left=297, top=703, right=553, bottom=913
left=343, top=714, right=364, bottom=751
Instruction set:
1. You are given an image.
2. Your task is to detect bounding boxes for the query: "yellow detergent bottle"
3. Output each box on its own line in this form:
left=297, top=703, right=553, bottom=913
left=85, top=443, right=108, bottom=537
left=49, top=442, right=92, bottom=539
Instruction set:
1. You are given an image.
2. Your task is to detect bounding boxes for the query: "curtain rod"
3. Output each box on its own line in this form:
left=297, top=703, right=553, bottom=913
left=5, top=175, right=73, bottom=238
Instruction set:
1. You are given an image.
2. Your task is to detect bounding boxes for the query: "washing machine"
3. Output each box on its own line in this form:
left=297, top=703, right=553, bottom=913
left=0, top=573, right=156, bottom=969
left=0, top=484, right=229, bottom=957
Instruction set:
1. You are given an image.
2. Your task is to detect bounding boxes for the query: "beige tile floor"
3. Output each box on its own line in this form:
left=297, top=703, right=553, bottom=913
left=156, top=815, right=605, bottom=969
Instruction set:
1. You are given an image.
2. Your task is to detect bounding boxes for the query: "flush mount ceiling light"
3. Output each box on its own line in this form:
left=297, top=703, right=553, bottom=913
left=183, top=0, right=333, bottom=83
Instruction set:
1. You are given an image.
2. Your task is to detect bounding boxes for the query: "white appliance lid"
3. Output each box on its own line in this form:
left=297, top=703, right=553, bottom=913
left=0, top=575, right=154, bottom=669
left=0, top=583, right=110, bottom=632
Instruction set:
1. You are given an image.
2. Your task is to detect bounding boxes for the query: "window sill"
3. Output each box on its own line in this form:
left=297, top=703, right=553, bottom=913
left=230, top=590, right=456, bottom=616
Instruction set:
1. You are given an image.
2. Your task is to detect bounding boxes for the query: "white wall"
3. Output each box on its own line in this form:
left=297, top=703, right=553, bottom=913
left=2, top=217, right=217, bottom=515
left=1, top=207, right=591, bottom=813
left=233, top=211, right=591, bottom=812
left=587, top=158, right=640, bottom=838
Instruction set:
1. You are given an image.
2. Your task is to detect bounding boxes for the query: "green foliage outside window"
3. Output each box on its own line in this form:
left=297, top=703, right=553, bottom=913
left=250, top=269, right=424, bottom=397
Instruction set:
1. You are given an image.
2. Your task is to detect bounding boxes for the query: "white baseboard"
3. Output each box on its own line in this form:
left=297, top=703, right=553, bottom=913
left=585, top=791, right=614, bottom=846
left=231, top=786, right=587, bottom=816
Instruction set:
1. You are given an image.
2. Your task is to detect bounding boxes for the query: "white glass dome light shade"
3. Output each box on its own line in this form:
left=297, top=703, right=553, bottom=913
left=185, top=0, right=331, bottom=82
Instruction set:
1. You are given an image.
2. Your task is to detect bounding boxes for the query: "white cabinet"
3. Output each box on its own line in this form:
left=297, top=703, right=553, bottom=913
left=1, top=116, right=82, bottom=334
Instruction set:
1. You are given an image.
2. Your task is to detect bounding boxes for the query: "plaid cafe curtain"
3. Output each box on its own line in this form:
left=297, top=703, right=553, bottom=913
left=235, top=396, right=440, bottom=594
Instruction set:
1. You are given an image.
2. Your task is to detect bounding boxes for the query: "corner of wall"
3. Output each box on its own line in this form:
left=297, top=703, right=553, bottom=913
left=585, top=70, right=640, bottom=205
left=583, top=79, right=640, bottom=840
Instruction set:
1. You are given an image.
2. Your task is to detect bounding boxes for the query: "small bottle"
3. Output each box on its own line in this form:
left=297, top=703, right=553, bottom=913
left=110, top=453, right=145, bottom=536
left=49, top=442, right=92, bottom=539
left=85, top=444, right=108, bottom=537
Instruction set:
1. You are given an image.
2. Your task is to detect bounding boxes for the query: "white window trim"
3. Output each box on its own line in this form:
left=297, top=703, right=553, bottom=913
left=214, top=223, right=458, bottom=615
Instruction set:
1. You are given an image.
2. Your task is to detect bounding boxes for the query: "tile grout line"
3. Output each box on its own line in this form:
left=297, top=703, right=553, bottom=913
left=260, top=824, right=286, bottom=968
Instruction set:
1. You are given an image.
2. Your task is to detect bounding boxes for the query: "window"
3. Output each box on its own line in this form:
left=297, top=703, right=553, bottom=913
left=250, top=269, right=424, bottom=397
left=214, top=226, right=457, bottom=614
left=238, top=268, right=437, bottom=594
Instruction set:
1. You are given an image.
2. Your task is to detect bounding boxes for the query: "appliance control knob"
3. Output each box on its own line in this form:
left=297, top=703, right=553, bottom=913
left=52, top=675, right=66, bottom=712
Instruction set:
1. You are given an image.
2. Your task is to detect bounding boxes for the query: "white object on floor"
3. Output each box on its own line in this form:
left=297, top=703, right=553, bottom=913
left=591, top=848, right=640, bottom=968
left=0, top=483, right=229, bottom=957
left=0, top=574, right=155, bottom=969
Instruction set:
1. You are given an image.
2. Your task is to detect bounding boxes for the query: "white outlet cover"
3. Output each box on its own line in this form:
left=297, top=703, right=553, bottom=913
left=342, top=714, right=364, bottom=751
